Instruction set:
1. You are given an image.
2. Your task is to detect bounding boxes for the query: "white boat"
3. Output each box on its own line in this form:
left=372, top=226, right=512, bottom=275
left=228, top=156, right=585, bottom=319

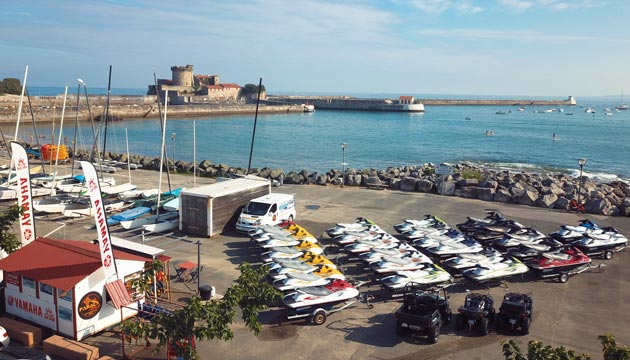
left=56, top=176, right=116, bottom=193
left=102, top=182, right=137, bottom=196
left=282, top=279, right=359, bottom=310
left=381, top=264, right=453, bottom=291
left=62, top=199, right=125, bottom=218
left=119, top=211, right=178, bottom=230
left=33, top=194, right=79, bottom=213
left=162, top=196, right=180, bottom=212
left=261, top=246, right=304, bottom=263
left=462, top=257, right=529, bottom=282
left=0, top=185, right=52, bottom=200
left=142, top=216, right=179, bottom=233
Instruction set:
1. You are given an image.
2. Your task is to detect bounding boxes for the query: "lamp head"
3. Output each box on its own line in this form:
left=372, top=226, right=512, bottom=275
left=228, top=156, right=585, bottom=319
left=578, top=158, right=587, bottom=167
left=341, top=142, right=347, bottom=150
left=77, top=78, right=85, bottom=85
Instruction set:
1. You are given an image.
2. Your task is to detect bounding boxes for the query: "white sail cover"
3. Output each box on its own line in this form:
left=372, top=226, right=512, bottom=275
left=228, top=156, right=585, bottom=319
left=11, top=142, right=36, bottom=246
left=79, top=161, right=118, bottom=280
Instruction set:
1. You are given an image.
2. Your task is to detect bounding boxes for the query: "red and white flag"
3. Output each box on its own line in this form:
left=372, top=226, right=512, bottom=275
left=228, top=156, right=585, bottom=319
left=79, top=161, right=118, bottom=280
left=10, top=142, right=36, bottom=246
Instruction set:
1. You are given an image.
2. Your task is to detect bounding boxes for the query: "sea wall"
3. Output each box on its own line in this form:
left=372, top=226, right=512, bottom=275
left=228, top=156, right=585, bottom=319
left=83, top=150, right=630, bottom=217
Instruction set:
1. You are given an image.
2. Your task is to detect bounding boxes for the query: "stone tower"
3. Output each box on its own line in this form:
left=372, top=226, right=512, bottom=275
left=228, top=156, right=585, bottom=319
left=171, top=65, right=194, bottom=87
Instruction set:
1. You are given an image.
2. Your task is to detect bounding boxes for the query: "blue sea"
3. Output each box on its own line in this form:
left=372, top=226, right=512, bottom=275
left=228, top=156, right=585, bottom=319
left=14, top=88, right=630, bottom=182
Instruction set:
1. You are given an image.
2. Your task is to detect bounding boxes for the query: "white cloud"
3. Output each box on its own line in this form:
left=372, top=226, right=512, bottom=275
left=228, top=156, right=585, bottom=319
left=415, top=27, right=630, bottom=43
left=537, top=0, right=606, bottom=11
left=409, top=0, right=484, bottom=14
left=497, top=0, right=533, bottom=12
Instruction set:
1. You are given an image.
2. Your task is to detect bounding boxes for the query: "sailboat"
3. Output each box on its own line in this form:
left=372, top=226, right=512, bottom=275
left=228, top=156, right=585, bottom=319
left=615, top=91, right=628, bottom=111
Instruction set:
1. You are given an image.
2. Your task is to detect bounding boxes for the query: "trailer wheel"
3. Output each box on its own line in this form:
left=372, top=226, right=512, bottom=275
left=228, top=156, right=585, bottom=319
left=559, top=273, right=569, bottom=283
left=311, top=310, right=327, bottom=325
left=604, top=251, right=613, bottom=260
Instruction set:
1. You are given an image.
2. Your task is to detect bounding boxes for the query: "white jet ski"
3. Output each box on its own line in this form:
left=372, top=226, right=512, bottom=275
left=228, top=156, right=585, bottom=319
left=425, top=238, right=483, bottom=258
left=359, top=243, right=418, bottom=264
left=370, top=252, right=433, bottom=274
left=462, top=257, right=529, bottom=282
left=326, top=218, right=376, bottom=237
left=273, top=272, right=330, bottom=292
left=412, top=229, right=466, bottom=249
left=261, top=246, right=304, bottom=263
left=393, top=215, right=445, bottom=234
left=443, top=247, right=504, bottom=270
left=335, top=226, right=387, bottom=245
left=381, top=263, right=453, bottom=291
left=283, top=279, right=359, bottom=309
left=572, top=230, right=628, bottom=259
left=492, top=228, right=547, bottom=251
left=343, top=233, right=399, bottom=254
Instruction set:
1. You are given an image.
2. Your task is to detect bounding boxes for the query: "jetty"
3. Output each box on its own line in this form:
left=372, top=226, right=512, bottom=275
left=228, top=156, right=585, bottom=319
left=265, top=95, right=576, bottom=111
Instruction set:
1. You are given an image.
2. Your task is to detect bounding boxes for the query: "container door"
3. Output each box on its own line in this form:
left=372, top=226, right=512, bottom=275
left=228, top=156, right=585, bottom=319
left=181, top=195, right=209, bottom=237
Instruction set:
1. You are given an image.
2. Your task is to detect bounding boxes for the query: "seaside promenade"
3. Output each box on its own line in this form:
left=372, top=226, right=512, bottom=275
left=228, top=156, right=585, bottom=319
left=3, top=162, right=629, bottom=359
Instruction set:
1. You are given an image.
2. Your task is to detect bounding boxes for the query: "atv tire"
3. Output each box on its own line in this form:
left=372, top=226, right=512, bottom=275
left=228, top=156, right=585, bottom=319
left=480, top=317, right=490, bottom=336
left=428, top=326, right=440, bottom=344
left=522, top=317, right=531, bottom=335
left=396, top=322, right=406, bottom=336
left=455, top=313, right=465, bottom=331
left=495, top=313, right=504, bottom=332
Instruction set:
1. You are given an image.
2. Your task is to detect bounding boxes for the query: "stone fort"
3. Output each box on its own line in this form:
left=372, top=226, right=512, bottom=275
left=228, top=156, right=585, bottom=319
left=148, top=65, right=243, bottom=105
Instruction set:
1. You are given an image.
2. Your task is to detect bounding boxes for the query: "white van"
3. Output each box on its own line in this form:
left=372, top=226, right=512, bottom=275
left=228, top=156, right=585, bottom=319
left=235, top=193, right=296, bottom=233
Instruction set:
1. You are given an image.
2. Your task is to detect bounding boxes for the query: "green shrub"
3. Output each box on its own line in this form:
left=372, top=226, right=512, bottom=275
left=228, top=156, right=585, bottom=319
left=460, top=169, right=483, bottom=180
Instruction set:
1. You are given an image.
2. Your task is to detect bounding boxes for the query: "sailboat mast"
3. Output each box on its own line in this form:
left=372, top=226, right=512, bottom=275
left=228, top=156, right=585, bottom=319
left=13, top=65, right=29, bottom=144
left=247, top=78, right=263, bottom=173
left=153, top=71, right=172, bottom=192
left=102, top=65, right=112, bottom=160
left=125, top=128, right=131, bottom=183
left=156, top=90, right=169, bottom=220
left=53, top=86, right=69, bottom=179
left=193, top=120, right=196, bottom=187
left=72, top=81, right=81, bottom=176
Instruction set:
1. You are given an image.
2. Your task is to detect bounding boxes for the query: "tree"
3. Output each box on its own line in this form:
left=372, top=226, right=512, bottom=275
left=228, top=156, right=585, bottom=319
left=501, top=334, right=630, bottom=360
left=240, top=83, right=266, bottom=96
left=0, top=204, right=23, bottom=254
left=121, top=262, right=281, bottom=360
left=0, top=78, right=22, bottom=95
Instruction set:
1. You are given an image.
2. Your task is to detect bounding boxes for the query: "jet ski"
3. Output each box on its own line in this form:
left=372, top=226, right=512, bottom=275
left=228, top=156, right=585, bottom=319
left=343, top=233, right=399, bottom=254
left=572, top=230, right=628, bottom=259
left=393, top=215, right=446, bottom=234
left=443, top=247, right=504, bottom=271
left=370, top=252, right=433, bottom=274
left=412, top=229, right=466, bottom=249
left=335, top=226, right=387, bottom=245
left=456, top=211, right=505, bottom=233
left=549, top=219, right=602, bottom=243
left=462, top=257, right=529, bottom=283
left=326, top=218, right=376, bottom=237
left=400, top=221, right=451, bottom=241
left=425, top=238, right=483, bottom=258
left=283, top=279, right=359, bottom=309
left=273, top=272, right=330, bottom=291
left=506, top=238, right=564, bottom=260
left=261, top=246, right=304, bottom=263
left=359, top=243, right=418, bottom=264
left=492, top=228, right=547, bottom=252
left=256, top=235, right=301, bottom=249
left=311, top=264, right=346, bottom=281
left=248, top=222, right=292, bottom=237
left=266, top=259, right=318, bottom=280
left=251, top=224, right=318, bottom=244
left=526, top=246, right=591, bottom=281
left=381, top=263, right=453, bottom=291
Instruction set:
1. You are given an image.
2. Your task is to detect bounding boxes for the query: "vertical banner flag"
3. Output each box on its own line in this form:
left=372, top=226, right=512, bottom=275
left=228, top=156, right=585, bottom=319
left=79, top=161, right=118, bottom=280
left=10, top=142, right=36, bottom=246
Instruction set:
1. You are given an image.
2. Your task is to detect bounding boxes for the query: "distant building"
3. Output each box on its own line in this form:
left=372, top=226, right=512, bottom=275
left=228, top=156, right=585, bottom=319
left=147, top=65, right=243, bottom=105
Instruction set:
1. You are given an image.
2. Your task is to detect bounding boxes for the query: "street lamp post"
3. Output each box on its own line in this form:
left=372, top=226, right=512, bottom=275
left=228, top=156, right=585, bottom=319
left=171, top=133, right=176, bottom=170
left=577, top=158, right=587, bottom=213
left=341, top=143, right=347, bottom=188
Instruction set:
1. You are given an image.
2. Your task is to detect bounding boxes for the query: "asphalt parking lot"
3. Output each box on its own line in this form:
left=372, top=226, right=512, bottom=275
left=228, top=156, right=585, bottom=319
left=7, top=168, right=630, bottom=360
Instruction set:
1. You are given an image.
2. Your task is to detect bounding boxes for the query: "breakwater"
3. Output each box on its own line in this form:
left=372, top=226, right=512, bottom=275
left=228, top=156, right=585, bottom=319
left=79, top=150, right=630, bottom=217
left=265, top=95, right=577, bottom=109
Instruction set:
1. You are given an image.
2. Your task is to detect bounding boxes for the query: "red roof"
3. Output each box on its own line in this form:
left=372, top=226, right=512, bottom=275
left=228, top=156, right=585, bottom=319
left=0, top=237, right=151, bottom=291
left=399, top=96, right=414, bottom=100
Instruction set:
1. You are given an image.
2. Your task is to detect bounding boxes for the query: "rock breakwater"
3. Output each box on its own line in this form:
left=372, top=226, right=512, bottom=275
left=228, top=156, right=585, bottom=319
left=86, top=150, right=630, bottom=217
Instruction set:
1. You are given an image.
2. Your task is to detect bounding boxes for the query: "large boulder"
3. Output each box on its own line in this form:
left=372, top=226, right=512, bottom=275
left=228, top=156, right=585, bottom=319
left=437, top=179, right=456, bottom=196
left=347, top=174, right=362, bottom=186
left=536, top=193, right=558, bottom=208
left=554, top=197, right=571, bottom=211
left=416, top=179, right=434, bottom=193
left=479, top=179, right=498, bottom=189
left=477, top=187, right=496, bottom=201
left=494, top=189, right=512, bottom=203
left=585, top=197, right=614, bottom=215
left=455, top=187, right=477, bottom=199
left=518, top=186, right=539, bottom=206
left=400, top=177, right=418, bottom=192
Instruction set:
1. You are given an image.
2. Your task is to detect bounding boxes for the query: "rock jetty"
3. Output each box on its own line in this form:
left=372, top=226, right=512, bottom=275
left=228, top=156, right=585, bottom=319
left=84, top=150, right=630, bottom=217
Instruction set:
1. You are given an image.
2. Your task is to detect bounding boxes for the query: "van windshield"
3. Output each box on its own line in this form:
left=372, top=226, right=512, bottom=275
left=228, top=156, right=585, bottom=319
left=243, top=201, right=270, bottom=216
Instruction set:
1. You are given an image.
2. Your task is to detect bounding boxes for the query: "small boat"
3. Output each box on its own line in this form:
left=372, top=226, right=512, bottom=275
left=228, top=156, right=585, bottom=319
left=381, top=264, right=453, bottom=291
left=102, top=182, right=137, bottom=196
left=0, top=185, right=52, bottom=200
left=62, top=199, right=125, bottom=218
left=162, top=197, right=180, bottom=212
left=107, top=206, right=152, bottom=226
left=303, top=104, right=315, bottom=112
left=495, top=111, right=508, bottom=115
left=119, top=211, right=178, bottom=230
left=142, top=216, right=179, bottom=233
left=282, top=279, right=359, bottom=310
left=462, top=257, right=529, bottom=283
left=584, top=107, right=596, bottom=113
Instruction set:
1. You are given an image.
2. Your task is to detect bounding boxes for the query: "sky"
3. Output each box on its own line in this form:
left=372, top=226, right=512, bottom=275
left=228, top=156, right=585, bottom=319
left=1, top=0, right=629, bottom=97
